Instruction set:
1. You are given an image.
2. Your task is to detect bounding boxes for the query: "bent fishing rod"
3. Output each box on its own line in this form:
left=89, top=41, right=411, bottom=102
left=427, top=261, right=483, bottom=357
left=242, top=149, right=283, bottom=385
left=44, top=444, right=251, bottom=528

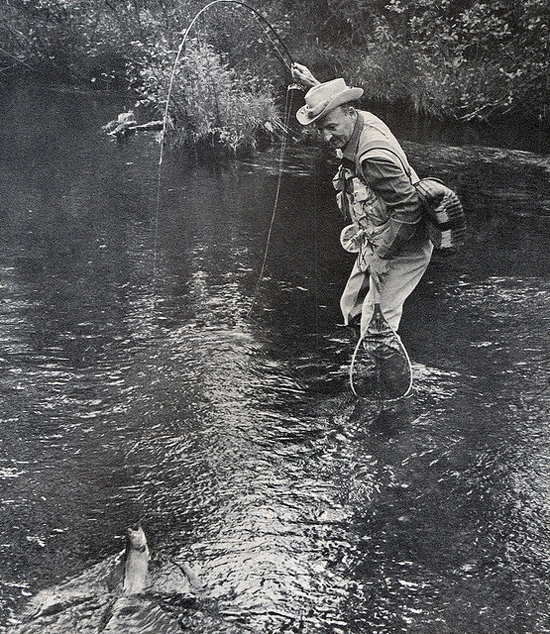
left=159, top=0, right=295, bottom=167
left=153, top=0, right=300, bottom=317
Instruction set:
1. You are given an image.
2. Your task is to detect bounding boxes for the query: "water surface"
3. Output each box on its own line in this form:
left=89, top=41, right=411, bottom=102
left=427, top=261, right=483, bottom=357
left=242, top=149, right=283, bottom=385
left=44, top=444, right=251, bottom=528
left=0, top=82, right=549, bottom=633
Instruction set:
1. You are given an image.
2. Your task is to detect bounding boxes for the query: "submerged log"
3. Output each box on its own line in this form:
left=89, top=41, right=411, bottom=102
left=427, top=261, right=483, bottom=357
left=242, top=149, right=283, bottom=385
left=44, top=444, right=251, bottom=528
left=102, top=110, right=164, bottom=140
left=129, top=120, right=164, bottom=132
left=102, top=110, right=137, bottom=137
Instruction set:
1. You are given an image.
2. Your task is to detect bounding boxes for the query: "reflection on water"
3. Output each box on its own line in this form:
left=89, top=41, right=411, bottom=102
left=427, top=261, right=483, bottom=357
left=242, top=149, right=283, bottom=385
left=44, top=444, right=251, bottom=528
left=0, top=82, right=549, bottom=632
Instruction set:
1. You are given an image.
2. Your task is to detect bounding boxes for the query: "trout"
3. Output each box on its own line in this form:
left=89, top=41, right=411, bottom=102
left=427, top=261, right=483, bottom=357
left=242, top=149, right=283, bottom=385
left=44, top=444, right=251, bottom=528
left=123, top=526, right=149, bottom=594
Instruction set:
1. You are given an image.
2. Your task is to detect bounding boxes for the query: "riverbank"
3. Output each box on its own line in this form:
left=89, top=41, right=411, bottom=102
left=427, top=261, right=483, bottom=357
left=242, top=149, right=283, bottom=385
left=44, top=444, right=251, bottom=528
left=1, top=1, right=548, bottom=154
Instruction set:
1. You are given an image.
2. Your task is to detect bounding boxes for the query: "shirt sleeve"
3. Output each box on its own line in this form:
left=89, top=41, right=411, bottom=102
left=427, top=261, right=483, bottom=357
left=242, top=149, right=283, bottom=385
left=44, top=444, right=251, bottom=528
left=359, top=150, right=422, bottom=258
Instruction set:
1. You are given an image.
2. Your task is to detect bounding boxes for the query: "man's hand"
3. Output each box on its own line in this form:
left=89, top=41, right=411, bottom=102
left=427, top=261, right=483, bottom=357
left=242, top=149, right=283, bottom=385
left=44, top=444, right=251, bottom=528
left=369, top=254, right=390, bottom=279
left=291, top=63, right=320, bottom=88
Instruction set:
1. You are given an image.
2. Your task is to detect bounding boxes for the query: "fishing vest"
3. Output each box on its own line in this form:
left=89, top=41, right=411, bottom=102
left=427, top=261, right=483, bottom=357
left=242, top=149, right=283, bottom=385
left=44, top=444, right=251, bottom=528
left=333, top=111, right=420, bottom=250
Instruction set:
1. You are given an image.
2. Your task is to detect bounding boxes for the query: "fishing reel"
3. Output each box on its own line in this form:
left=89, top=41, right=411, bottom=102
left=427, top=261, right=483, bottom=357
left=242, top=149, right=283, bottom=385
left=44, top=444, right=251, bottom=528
left=287, top=83, right=306, bottom=92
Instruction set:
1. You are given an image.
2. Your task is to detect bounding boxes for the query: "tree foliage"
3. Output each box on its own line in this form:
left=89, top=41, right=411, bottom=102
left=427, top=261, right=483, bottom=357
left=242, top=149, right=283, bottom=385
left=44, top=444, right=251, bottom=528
left=0, top=0, right=548, bottom=126
left=285, top=0, right=549, bottom=121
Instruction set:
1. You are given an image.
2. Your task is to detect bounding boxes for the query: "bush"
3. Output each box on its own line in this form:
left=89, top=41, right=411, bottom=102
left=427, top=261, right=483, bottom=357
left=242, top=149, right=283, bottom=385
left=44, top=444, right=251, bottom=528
left=1, top=0, right=548, bottom=127
left=285, top=0, right=549, bottom=123
left=135, top=38, right=283, bottom=154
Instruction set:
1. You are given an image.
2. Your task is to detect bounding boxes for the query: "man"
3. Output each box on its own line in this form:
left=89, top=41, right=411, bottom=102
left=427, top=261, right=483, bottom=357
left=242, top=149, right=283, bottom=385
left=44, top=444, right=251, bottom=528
left=291, top=63, right=433, bottom=337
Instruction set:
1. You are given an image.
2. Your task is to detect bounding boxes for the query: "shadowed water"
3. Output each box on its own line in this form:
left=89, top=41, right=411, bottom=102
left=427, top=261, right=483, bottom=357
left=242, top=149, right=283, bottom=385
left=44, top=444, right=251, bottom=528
left=0, top=82, right=548, bottom=633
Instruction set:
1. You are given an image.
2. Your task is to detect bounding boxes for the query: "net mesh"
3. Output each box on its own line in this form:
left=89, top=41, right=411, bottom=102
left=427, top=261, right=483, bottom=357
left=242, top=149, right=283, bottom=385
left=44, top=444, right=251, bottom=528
left=350, top=305, right=412, bottom=400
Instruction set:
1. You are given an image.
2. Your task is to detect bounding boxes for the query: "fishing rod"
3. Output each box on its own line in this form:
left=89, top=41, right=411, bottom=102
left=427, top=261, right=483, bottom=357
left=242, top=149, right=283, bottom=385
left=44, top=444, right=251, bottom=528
left=159, top=0, right=294, bottom=167
left=153, top=0, right=300, bottom=316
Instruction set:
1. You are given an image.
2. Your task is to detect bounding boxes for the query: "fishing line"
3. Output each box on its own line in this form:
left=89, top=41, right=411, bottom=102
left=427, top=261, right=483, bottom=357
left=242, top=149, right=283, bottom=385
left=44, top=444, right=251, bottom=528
left=247, top=83, right=300, bottom=318
left=153, top=0, right=295, bottom=310
left=159, top=0, right=294, bottom=167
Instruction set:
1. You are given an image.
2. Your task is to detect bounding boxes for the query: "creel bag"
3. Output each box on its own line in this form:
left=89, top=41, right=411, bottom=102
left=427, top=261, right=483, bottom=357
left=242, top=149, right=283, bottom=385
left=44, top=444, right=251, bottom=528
left=364, top=146, right=466, bottom=254
left=414, top=176, right=466, bottom=254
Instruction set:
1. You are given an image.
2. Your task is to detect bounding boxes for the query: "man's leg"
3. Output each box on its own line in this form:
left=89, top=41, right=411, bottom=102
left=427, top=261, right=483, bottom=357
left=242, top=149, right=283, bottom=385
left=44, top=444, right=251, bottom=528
left=340, top=258, right=369, bottom=326
left=360, top=240, right=433, bottom=334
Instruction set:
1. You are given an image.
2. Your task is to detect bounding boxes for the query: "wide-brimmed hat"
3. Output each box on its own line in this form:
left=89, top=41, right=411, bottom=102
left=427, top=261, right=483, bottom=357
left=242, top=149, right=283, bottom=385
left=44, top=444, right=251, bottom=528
left=296, top=78, right=364, bottom=125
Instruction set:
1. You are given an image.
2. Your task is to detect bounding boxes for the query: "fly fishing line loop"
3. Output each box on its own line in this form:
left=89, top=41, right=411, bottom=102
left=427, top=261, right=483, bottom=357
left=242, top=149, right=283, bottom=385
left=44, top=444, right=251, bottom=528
left=152, top=0, right=296, bottom=312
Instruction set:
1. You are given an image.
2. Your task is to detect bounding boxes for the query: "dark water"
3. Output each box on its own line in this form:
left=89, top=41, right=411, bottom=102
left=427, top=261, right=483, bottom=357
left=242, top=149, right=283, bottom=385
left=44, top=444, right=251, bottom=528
left=0, top=82, right=549, bottom=633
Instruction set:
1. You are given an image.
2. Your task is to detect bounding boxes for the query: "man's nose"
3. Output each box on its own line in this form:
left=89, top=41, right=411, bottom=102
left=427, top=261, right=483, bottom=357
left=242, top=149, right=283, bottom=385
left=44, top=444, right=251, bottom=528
left=322, top=130, right=332, bottom=143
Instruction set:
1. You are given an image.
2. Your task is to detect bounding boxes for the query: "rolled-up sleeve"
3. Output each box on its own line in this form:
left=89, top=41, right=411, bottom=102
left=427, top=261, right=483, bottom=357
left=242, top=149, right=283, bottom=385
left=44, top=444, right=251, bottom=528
left=359, top=151, right=422, bottom=258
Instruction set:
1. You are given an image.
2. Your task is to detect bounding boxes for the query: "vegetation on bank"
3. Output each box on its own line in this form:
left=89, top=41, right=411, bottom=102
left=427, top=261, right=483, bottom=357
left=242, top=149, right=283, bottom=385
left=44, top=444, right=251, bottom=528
left=135, top=38, right=282, bottom=153
left=303, top=0, right=549, bottom=123
left=1, top=0, right=548, bottom=151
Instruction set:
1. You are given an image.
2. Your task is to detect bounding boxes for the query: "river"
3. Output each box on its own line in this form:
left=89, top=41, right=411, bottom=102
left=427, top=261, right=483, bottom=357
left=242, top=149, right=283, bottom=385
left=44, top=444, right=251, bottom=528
left=0, top=81, right=548, bottom=633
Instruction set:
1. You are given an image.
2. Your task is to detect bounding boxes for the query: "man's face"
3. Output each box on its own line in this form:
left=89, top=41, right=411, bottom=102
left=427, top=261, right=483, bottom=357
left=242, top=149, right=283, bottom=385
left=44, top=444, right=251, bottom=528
left=315, top=106, right=356, bottom=150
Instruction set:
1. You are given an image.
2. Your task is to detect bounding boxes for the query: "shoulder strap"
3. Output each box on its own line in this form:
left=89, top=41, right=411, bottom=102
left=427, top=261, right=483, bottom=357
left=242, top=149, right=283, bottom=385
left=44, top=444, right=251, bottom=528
left=359, top=143, right=415, bottom=185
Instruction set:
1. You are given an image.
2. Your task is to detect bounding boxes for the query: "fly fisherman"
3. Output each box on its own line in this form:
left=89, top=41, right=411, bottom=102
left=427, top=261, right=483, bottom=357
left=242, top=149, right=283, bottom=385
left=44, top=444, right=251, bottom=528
left=291, top=63, right=433, bottom=338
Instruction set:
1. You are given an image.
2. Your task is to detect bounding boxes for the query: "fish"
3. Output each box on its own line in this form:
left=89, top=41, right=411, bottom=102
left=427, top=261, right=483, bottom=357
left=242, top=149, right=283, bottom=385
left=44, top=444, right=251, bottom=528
left=123, top=526, right=149, bottom=594
left=8, top=527, right=207, bottom=633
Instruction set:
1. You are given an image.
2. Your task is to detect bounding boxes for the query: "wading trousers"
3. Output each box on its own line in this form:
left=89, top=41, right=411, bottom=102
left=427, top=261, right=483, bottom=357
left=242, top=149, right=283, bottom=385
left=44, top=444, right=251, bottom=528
left=340, top=239, right=433, bottom=335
